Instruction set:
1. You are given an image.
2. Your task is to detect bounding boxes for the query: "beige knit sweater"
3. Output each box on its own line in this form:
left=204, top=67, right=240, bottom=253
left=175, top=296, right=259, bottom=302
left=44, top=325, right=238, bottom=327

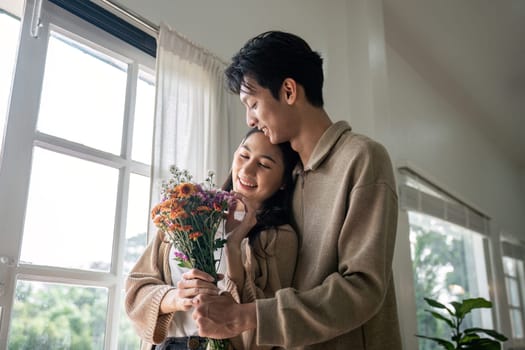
left=255, top=121, right=402, bottom=349
left=125, top=225, right=298, bottom=350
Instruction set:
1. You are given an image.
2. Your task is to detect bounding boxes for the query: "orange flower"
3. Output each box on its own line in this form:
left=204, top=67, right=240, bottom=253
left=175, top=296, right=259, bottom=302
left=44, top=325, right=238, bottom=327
left=169, top=207, right=186, bottom=219
left=188, top=232, right=203, bottom=241
left=153, top=215, right=163, bottom=225
left=151, top=204, right=161, bottom=219
left=175, top=183, right=196, bottom=198
left=196, top=206, right=211, bottom=212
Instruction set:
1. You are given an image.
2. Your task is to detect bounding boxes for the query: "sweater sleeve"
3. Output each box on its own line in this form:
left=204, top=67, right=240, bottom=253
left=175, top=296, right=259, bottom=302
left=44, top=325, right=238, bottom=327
left=243, top=225, right=298, bottom=302
left=256, top=184, right=398, bottom=348
left=223, top=225, right=298, bottom=350
left=124, top=230, right=176, bottom=345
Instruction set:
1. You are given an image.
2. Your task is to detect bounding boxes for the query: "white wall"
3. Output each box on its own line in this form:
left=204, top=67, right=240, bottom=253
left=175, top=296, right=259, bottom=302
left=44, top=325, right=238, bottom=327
left=385, top=46, right=525, bottom=240
left=385, top=45, right=525, bottom=348
left=115, top=0, right=352, bottom=132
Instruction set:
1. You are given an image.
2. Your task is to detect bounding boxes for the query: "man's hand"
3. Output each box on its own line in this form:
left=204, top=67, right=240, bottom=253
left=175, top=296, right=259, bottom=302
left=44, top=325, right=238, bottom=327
left=192, top=294, right=256, bottom=339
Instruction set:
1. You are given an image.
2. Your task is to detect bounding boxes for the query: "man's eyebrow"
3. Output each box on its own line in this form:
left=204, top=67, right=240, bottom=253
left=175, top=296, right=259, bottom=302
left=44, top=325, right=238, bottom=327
left=240, top=144, right=277, bottom=164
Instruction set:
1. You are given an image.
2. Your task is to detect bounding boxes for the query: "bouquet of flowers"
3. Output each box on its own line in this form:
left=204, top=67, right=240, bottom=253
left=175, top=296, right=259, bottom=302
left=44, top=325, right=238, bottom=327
left=151, top=165, right=236, bottom=350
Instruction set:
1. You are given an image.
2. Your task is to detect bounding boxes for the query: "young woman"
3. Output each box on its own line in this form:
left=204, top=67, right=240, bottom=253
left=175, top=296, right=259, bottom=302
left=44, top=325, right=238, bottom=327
left=125, top=128, right=299, bottom=350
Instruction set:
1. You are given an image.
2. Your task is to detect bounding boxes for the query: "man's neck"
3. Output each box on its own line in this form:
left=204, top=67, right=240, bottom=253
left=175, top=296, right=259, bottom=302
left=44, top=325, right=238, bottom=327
left=290, top=107, right=332, bottom=167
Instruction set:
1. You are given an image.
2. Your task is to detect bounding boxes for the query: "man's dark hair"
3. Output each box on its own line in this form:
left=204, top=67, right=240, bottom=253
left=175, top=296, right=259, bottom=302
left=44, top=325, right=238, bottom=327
left=225, top=31, right=324, bottom=107
left=222, top=128, right=299, bottom=247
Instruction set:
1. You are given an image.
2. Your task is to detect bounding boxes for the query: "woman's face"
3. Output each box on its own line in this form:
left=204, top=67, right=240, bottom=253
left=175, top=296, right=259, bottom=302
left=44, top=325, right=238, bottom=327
left=231, top=132, right=285, bottom=210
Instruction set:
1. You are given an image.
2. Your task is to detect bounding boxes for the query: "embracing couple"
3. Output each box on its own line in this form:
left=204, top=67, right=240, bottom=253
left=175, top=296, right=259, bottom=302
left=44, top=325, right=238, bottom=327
left=126, top=31, right=402, bottom=350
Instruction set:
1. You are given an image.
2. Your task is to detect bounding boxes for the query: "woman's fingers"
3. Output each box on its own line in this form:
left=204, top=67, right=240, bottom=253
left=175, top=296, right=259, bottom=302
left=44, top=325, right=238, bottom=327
left=177, top=286, right=219, bottom=299
left=177, top=296, right=193, bottom=311
left=177, top=269, right=219, bottom=298
left=182, top=268, right=215, bottom=282
left=177, top=278, right=218, bottom=290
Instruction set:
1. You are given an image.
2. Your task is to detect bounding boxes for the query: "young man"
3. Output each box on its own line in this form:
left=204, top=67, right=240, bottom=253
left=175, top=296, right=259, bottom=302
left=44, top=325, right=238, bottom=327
left=192, top=31, right=402, bottom=350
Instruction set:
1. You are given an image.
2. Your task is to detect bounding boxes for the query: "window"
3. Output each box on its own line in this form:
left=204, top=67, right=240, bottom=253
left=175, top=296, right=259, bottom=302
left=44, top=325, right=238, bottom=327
left=0, top=7, right=21, bottom=155
left=399, top=167, right=494, bottom=350
left=0, top=1, right=155, bottom=348
left=501, top=240, right=525, bottom=345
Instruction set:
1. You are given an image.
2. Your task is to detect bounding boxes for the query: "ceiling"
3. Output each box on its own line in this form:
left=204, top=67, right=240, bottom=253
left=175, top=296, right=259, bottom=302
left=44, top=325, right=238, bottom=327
left=383, top=0, right=525, bottom=171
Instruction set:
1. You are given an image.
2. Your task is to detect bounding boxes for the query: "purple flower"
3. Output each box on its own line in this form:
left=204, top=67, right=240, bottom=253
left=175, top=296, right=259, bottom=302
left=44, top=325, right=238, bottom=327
left=173, top=251, right=188, bottom=261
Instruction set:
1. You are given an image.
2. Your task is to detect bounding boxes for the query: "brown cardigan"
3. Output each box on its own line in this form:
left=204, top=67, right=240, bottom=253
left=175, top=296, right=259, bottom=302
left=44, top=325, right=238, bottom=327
left=125, top=225, right=298, bottom=350
left=256, top=121, right=402, bottom=349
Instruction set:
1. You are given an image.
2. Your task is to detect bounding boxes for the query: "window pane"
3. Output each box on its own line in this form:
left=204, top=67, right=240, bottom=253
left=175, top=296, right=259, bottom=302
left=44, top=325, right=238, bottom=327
left=131, top=70, right=155, bottom=164
left=510, top=309, right=524, bottom=338
left=506, top=277, right=521, bottom=307
left=21, top=147, right=118, bottom=271
left=8, top=280, right=107, bottom=349
left=123, top=173, right=150, bottom=274
left=503, top=256, right=517, bottom=277
left=37, top=31, right=127, bottom=154
left=0, top=12, right=20, bottom=155
left=408, top=211, right=492, bottom=349
left=118, top=289, right=141, bottom=349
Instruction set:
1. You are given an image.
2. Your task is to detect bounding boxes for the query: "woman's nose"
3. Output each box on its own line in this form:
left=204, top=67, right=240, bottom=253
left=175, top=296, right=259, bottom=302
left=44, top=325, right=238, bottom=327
left=243, top=160, right=257, bottom=174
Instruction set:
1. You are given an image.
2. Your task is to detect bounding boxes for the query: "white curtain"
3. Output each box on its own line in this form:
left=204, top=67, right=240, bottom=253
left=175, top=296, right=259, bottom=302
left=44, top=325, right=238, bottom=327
left=149, top=23, right=239, bottom=234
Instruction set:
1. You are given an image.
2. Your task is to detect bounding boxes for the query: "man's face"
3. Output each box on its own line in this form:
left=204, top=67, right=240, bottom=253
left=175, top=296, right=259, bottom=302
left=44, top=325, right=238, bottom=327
left=239, top=77, right=291, bottom=144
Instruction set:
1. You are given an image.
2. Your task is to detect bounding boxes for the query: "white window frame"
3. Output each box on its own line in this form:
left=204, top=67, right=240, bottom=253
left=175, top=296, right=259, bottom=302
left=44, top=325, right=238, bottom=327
left=394, top=165, right=504, bottom=349
left=501, top=239, right=525, bottom=348
left=0, top=0, right=155, bottom=348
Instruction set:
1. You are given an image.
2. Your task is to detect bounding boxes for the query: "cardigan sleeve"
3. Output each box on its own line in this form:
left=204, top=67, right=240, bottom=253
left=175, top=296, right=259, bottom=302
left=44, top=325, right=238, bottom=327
left=223, top=225, right=298, bottom=350
left=124, top=230, right=176, bottom=345
left=222, top=225, right=297, bottom=301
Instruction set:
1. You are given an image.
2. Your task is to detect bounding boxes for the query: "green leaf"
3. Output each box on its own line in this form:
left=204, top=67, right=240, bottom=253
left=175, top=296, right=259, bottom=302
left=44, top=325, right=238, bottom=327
left=177, top=260, right=193, bottom=268
left=214, top=238, right=227, bottom=249
left=415, top=335, right=454, bottom=350
left=464, top=328, right=508, bottom=341
left=424, top=297, right=454, bottom=315
left=458, top=333, right=480, bottom=343
left=426, top=310, right=454, bottom=328
left=458, top=298, right=492, bottom=316
left=460, top=338, right=501, bottom=350
left=451, top=301, right=464, bottom=318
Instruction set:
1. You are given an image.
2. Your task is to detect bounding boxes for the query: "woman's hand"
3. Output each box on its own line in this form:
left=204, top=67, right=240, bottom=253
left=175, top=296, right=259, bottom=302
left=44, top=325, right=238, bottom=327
left=225, top=194, right=257, bottom=245
left=160, top=268, right=220, bottom=313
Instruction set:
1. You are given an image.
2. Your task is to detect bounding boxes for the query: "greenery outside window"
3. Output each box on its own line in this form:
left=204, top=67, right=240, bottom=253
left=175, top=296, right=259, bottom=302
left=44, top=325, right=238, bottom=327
left=399, top=167, right=494, bottom=350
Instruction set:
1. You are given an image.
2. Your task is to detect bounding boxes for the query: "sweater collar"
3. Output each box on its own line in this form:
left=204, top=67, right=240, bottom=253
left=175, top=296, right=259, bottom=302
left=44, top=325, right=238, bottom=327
left=297, top=121, right=352, bottom=173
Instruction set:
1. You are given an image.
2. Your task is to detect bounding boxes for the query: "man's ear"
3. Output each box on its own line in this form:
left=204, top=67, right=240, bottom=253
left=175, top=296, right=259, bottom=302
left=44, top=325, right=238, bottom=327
left=281, top=78, right=297, bottom=104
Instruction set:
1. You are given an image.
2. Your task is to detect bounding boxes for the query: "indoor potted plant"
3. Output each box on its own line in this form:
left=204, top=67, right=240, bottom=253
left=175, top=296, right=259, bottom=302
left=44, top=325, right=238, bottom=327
left=416, top=297, right=507, bottom=349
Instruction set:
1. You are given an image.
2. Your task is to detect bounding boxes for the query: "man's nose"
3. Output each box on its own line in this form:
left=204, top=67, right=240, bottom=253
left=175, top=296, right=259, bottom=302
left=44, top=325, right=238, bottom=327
left=246, top=110, right=257, bottom=128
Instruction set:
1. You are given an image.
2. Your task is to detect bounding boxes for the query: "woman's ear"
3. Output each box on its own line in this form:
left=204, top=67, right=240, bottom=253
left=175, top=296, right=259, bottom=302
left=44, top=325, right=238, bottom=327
left=281, top=78, right=297, bottom=104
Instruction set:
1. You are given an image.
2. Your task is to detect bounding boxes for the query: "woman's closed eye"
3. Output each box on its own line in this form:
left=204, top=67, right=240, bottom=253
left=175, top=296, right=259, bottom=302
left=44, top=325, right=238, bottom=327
left=239, top=153, right=271, bottom=169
